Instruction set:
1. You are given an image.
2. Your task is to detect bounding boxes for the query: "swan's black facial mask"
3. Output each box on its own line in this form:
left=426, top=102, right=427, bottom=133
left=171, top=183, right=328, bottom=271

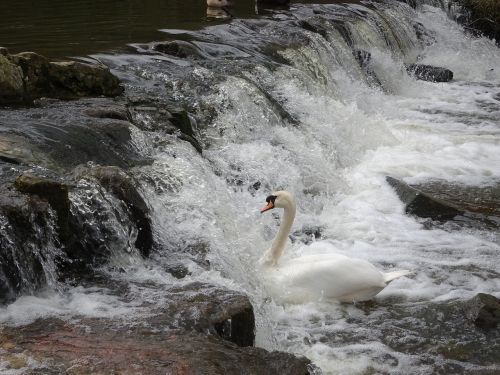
left=260, top=195, right=277, bottom=213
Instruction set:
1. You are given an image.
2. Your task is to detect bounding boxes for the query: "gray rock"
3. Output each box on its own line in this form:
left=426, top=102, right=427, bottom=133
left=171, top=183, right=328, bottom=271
left=386, top=176, right=463, bottom=220
left=406, top=64, right=453, bottom=82
left=465, top=293, right=500, bottom=328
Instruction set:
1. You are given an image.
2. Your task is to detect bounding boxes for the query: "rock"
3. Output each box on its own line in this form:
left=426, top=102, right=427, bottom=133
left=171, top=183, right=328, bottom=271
left=152, top=41, right=200, bottom=58
left=47, top=60, right=123, bottom=98
left=386, top=176, right=463, bottom=220
left=1, top=98, right=150, bottom=170
left=298, top=19, right=328, bottom=39
left=455, top=0, right=500, bottom=43
left=406, top=64, right=453, bottom=82
left=465, top=293, right=500, bottom=328
left=0, top=184, right=56, bottom=303
left=256, top=0, right=290, bottom=6
left=0, top=51, right=123, bottom=105
left=0, top=317, right=311, bottom=375
left=14, top=174, right=71, bottom=240
left=0, top=55, right=24, bottom=104
left=75, top=165, right=153, bottom=257
left=150, top=282, right=256, bottom=347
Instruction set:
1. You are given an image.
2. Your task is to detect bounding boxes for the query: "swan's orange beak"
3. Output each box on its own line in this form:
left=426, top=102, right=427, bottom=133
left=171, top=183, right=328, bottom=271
left=260, top=201, right=274, bottom=213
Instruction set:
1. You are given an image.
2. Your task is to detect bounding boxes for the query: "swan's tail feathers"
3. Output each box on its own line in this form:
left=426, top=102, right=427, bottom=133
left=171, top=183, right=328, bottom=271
left=383, top=270, right=413, bottom=283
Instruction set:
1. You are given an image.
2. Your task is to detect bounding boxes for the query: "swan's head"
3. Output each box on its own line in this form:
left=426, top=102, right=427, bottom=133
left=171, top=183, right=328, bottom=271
left=260, top=191, right=295, bottom=213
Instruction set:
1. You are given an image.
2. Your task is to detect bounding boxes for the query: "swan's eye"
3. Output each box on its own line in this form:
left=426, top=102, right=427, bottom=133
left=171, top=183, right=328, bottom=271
left=265, top=195, right=277, bottom=204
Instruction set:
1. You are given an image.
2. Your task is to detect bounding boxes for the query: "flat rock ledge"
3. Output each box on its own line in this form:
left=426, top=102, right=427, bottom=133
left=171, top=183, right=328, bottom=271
left=0, top=316, right=312, bottom=375
left=0, top=48, right=123, bottom=105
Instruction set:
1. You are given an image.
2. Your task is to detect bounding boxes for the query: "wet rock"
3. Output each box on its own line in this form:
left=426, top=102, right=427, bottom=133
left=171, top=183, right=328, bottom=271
left=152, top=40, right=200, bottom=59
left=0, top=317, right=311, bottom=375
left=150, top=282, right=256, bottom=347
left=0, top=51, right=123, bottom=105
left=77, top=165, right=153, bottom=257
left=386, top=176, right=463, bottom=220
left=14, top=174, right=71, bottom=240
left=406, top=64, right=454, bottom=82
left=84, top=105, right=130, bottom=121
left=298, top=19, right=328, bottom=39
left=169, top=109, right=203, bottom=153
left=0, top=185, right=56, bottom=303
left=465, top=293, right=500, bottom=328
left=1, top=99, right=150, bottom=170
left=164, top=262, right=191, bottom=279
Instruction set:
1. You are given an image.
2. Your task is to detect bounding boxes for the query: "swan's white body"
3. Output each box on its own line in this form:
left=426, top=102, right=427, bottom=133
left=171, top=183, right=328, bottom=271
left=259, top=191, right=412, bottom=303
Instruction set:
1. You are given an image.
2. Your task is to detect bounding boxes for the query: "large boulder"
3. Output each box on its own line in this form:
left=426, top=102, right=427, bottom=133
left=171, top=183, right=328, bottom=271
left=0, top=50, right=123, bottom=105
left=406, top=64, right=454, bottom=82
left=0, top=317, right=311, bottom=375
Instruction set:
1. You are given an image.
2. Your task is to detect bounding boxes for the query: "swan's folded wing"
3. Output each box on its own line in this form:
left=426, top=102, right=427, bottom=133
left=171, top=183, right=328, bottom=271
left=278, top=254, right=386, bottom=301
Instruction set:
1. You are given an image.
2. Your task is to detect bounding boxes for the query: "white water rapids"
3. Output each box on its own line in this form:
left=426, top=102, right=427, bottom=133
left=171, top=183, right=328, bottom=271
left=1, top=2, right=499, bottom=374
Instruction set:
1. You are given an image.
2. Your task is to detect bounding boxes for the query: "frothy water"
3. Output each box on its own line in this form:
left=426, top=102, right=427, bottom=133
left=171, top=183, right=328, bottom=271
left=1, top=1, right=500, bottom=374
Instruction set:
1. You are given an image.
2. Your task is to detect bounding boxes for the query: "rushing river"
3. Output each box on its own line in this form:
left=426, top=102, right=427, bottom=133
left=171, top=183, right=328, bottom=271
left=1, top=0, right=500, bottom=374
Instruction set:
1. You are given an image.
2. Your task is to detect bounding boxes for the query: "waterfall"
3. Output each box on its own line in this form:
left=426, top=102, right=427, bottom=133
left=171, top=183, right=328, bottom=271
left=1, top=0, right=499, bottom=373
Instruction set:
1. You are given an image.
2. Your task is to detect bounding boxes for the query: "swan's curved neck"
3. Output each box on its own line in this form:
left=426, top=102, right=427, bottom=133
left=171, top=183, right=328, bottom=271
left=269, top=200, right=296, bottom=266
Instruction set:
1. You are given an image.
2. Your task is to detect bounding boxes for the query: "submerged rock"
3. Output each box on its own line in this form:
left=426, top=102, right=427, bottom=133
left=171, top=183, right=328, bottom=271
left=152, top=41, right=200, bottom=58
left=406, top=64, right=454, bottom=82
left=0, top=317, right=311, bottom=375
left=465, top=293, right=500, bottom=328
left=0, top=50, right=123, bottom=105
left=386, top=176, right=463, bottom=220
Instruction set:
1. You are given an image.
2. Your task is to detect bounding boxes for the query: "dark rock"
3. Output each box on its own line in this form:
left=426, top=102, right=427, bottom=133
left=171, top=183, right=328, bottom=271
left=0, top=317, right=311, bottom=375
left=0, top=185, right=56, bottom=303
left=77, top=165, right=153, bottom=257
left=386, top=176, right=463, bottom=220
left=353, top=49, right=371, bottom=68
left=84, top=105, right=130, bottom=121
left=14, top=174, right=71, bottom=241
left=298, top=20, right=328, bottom=39
left=0, top=51, right=123, bottom=105
left=257, top=0, right=290, bottom=6
left=165, top=262, right=191, bottom=279
left=149, top=282, right=256, bottom=347
left=152, top=41, right=200, bottom=58
left=1, top=99, right=150, bottom=170
left=465, top=293, right=500, bottom=328
left=453, top=0, right=500, bottom=43
left=406, top=64, right=454, bottom=82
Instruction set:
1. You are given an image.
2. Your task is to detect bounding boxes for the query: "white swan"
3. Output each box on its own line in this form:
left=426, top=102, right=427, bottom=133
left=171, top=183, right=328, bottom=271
left=259, top=191, right=412, bottom=303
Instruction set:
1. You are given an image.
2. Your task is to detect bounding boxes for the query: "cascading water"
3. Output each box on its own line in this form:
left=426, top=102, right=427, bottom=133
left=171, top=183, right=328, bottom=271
left=1, top=1, right=499, bottom=374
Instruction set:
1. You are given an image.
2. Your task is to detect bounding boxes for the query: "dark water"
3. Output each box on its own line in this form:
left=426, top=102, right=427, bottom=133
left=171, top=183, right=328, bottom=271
left=0, top=0, right=352, bottom=58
